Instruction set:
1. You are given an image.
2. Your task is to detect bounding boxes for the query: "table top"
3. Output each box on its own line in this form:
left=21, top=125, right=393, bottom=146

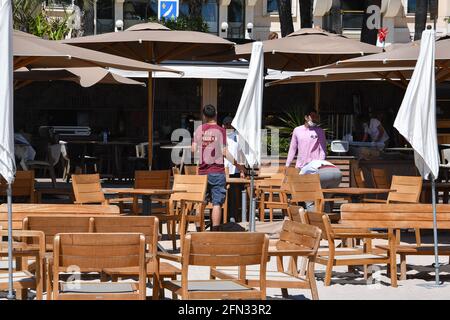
left=159, top=144, right=192, bottom=149
left=68, top=140, right=136, bottom=146
left=322, top=187, right=394, bottom=195
left=384, top=148, right=414, bottom=152
left=227, top=177, right=267, bottom=184
left=103, top=188, right=183, bottom=195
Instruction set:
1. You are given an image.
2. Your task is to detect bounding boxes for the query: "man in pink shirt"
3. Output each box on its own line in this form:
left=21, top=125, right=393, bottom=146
left=285, top=109, right=342, bottom=208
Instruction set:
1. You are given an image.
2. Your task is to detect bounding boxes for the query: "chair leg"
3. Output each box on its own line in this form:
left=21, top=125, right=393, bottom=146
left=281, top=288, right=289, bottom=298
left=400, top=254, right=407, bottom=281
left=307, top=260, right=319, bottom=300
left=324, top=259, right=333, bottom=286
left=414, top=229, right=421, bottom=246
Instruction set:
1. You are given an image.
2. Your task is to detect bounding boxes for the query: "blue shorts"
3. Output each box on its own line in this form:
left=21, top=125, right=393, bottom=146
left=206, top=173, right=227, bottom=206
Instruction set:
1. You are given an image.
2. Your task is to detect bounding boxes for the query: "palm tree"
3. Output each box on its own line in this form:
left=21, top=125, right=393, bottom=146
left=360, top=0, right=381, bottom=45
left=299, top=0, right=312, bottom=28
left=414, top=0, right=428, bottom=40
left=276, top=0, right=294, bottom=37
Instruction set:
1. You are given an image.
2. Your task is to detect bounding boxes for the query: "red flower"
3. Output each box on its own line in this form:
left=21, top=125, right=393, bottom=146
left=378, top=27, right=389, bottom=43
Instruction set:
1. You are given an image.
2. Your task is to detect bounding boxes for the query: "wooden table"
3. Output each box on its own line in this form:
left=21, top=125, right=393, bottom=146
left=103, top=188, right=182, bottom=215
left=68, top=140, right=136, bottom=177
left=322, top=188, right=395, bottom=202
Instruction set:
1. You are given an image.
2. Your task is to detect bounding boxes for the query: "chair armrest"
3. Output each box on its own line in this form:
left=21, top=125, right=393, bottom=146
left=333, top=232, right=389, bottom=239
left=322, top=198, right=347, bottom=202
left=362, top=199, right=388, bottom=203
left=157, top=252, right=182, bottom=263
left=268, top=248, right=316, bottom=257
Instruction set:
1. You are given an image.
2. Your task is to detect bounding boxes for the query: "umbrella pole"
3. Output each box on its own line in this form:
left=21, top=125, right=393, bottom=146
left=431, top=175, right=440, bottom=285
left=7, top=183, right=14, bottom=299
left=249, top=168, right=256, bottom=232
left=148, top=72, right=153, bottom=170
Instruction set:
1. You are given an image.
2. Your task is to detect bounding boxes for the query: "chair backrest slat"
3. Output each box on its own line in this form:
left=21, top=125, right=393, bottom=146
left=72, top=174, right=105, bottom=204
left=0, top=170, right=35, bottom=197
left=371, top=168, right=390, bottom=189
left=170, top=175, right=207, bottom=202
left=56, top=233, right=144, bottom=270
left=277, top=220, right=322, bottom=252
left=135, top=170, right=170, bottom=189
left=388, top=175, right=422, bottom=203
left=185, top=232, right=268, bottom=267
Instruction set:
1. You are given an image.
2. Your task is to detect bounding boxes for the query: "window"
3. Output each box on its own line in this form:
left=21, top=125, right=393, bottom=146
left=97, top=0, right=114, bottom=34
left=341, top=0, right=364, bottom=30
left=228, top=0, right=245, bottom=38
left=123, top=0, right=157, bottom=29
left=407, top=0, right=416, bottom=14
left=266, top=0, right=278, bottom=14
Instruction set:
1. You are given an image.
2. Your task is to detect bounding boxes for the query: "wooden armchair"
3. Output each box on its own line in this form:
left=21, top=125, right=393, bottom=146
left=211, top=220, right=322, bottom=300
left=95, top=216, right=181, bottom=299
left=255, top=173, right=287, bottom=222
left=283, top=174, right=346, bottom=219
left=71, top=174, right=132, bottom=212
left=153, top=174, right=207, bottom=250
left=0, top=170, right=36, bottom=203
left=302, top=211, right=393, bottom=286
left=51, top=233, right=146, bottom=300
left=160, top=232, right=269, bottom=300
left=0, top=230, right=45, bottom=300
left=363, top=175, right=423, bottom=245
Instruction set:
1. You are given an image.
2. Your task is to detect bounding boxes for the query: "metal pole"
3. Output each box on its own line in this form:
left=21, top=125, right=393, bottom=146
left=249, top=169, right=256, bottom=232
left=431, top=176, right=440, bottom=285
left=7, top=183, right=14, bottom=299
left=241, top=189, right=247, bottom=223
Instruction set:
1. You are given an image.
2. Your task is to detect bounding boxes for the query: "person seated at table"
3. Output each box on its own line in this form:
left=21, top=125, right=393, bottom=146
left=362, top=112, right=390, bottom=146
left=285, top=108, right=342, bottom=211
left=14, top=129, right=36, bottom=170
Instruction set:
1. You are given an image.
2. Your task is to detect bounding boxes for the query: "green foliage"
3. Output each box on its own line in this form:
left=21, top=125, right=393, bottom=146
left=147, top=16, right=208, bottom=32
left=13, top=0, right=72, bottom=40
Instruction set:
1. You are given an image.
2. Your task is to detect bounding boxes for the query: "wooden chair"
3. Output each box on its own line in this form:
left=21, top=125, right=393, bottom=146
left=352, top=166, right=367, bottom=188
left=365, top=175, right=423, bottom=245
left=23, top=215, right=94, bottom=298
left=259, top=166, right=284, bottom=177
left=0, top=230, right=45, bottom=300
left=51, top=233, right=146, bottom=300
left=283, top=174, right=345, bottom=219
left=0, top=203, right=120, bottom=231
left=71, top=174, right=132, bottom=212
left=154, top=175, right=207, bottom=250
left=159, top=232, right=269, bottom=300
left=211, top=220, right=322, bottom=300
left=302, top=211, right=393, bottom=286
left=133, top=170, right=171, bottom=214
left=183, top=165, right=198, bottom=175
left=0, top=170, right=36, bottom=203
left=255, top=173, right=287, bottom=222
left=371, top=168, right=390, bottom=189
left=95, top=216, right=181, bottom=299
left=172, top=167, right=181, bottom=175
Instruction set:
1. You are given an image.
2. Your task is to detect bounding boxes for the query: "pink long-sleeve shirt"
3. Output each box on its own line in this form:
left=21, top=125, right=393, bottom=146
left=285, top=125, right=327, bottom=169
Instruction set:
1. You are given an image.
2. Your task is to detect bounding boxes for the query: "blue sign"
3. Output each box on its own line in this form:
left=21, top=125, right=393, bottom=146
left=158, top=0, right=179, bottom=20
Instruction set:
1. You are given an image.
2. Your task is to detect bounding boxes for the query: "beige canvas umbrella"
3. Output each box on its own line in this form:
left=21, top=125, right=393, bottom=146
left=14, top=67, right=146, bottom=88
left=62, top=22, right=236, bottom=167
left=312, top=37, right=450, bottom=83
left=235, top=28, right=383, bottom=72
left=266, top=66, right=415, bottom=89
left=13, top=30, right=180, bottom=73
left=236, top=28, right=382, bottom=113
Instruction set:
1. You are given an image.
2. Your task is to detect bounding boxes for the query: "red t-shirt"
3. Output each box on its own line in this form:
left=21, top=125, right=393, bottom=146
left=193, top=123, right=227, bottom=175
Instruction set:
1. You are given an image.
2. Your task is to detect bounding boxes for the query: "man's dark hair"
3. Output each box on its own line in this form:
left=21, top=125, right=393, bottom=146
left=304, top=108, right=317, bottom=117
left=203, top=104, right=217, bottom=118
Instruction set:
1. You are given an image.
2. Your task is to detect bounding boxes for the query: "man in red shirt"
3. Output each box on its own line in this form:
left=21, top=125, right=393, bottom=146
left=192, top=105, right=243, bottom=231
